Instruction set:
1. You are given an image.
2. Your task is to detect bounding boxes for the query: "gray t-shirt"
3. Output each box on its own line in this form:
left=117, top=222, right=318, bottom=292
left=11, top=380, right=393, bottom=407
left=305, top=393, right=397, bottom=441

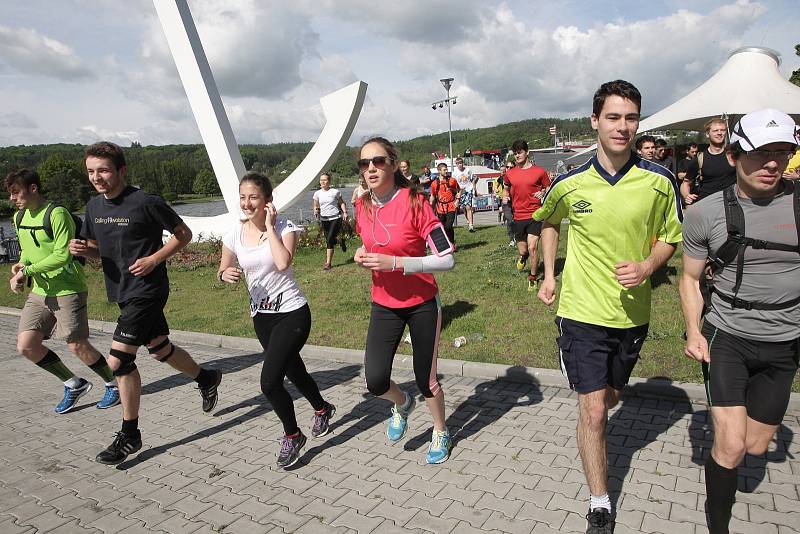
left=682, top=181, right=800, bottom=342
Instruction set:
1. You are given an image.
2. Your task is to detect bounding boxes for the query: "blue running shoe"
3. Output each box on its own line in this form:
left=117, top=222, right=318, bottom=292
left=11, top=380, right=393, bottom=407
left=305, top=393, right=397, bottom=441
left=96, top=385, right=120, bottom=409
left=426, top=429, right=452, bottom=464
left=386, top=393, right=415, bottom=442
left=54, top=378, right=92, bottom=414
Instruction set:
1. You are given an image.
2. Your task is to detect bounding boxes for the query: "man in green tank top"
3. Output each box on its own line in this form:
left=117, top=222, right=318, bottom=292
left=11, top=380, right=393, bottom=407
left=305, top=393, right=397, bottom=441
left=6, top=169, right=119, bottom=414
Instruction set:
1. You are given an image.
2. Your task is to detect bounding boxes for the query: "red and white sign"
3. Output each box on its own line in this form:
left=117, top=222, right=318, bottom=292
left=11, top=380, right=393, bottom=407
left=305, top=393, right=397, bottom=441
left=548, top=125, right=557, bottom=135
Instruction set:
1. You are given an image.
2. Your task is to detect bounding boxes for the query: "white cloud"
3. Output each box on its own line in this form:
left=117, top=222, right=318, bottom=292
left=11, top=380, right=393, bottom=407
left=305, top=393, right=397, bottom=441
left=0, top=25, right=92, bottom=81
left=394, top=1, right=769, bottom=120
left=74, top=125, right=141, bottom=146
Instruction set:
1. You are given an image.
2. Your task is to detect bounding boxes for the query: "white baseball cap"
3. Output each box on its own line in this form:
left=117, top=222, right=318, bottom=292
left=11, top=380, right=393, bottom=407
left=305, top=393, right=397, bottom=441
left=729, top=108, right=799, bottom=151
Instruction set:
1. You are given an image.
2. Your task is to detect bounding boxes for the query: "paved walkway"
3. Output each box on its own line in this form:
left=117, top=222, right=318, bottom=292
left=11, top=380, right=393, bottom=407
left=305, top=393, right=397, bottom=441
left=0, top=315, right=798, bottom=534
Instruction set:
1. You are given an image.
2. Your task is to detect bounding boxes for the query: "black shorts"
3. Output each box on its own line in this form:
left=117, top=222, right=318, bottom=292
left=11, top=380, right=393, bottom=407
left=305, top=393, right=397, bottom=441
left=555, top=316, right=648, bottom=394
left=513, top=219, right=542, bottom=241
left=702, top=322, right=798, bottom=425
left=113, top=295, right=170, bottom=347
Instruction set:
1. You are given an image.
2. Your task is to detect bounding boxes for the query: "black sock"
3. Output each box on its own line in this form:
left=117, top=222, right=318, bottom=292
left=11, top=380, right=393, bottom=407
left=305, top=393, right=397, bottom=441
left=89, top=357, right=115, bottom=383
left=35, top=349, right=75, bottom=382
left=121, top=418, right=139, bottom=437
left=705, top=454, right=737, bottom=533
left=195, top=368, right=215, bottom=388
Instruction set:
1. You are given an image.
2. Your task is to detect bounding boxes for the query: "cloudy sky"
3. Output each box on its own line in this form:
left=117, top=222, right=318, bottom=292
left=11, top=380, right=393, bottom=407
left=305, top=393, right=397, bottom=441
left=1, top=0, right=797, bottom=147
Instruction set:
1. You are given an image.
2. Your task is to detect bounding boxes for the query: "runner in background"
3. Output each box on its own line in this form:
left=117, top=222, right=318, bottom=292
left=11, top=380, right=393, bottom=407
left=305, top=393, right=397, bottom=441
left=312, top=172, right=349, bottom=271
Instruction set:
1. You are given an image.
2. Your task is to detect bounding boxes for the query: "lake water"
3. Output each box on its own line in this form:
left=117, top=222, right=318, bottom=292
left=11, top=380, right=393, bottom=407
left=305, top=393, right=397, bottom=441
left=0, top=187, right=356, bottom=239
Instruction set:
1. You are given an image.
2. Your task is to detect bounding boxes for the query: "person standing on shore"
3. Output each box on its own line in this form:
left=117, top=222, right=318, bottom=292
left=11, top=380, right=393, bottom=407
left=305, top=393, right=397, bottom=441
left=354, top=137, right=456, bottom=464
left=218, top=172, right=336, bottom=469
left=312, top=172, right=349, bottom=271
left=69, top=141, right=223, bottom=465
left=351, top=173, right=369, bottom=208
left=6, top=169, right=119, bottom=414
left=535, top=80, right=682, bottom=533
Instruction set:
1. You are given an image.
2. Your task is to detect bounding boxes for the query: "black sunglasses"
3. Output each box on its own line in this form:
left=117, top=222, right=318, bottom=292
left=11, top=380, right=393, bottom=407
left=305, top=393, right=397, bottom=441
left=357, top=156, right=393, bottom=171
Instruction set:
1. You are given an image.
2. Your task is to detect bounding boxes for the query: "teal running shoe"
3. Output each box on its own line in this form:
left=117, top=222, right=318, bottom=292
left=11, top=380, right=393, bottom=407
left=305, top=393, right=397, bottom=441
left=386, top=393, right=415, bottom=442
left=54, top=378, right=92, bottom=414
left=96, top=385, right=120, bottom=409
left=426, top=429, right=452, bottom=464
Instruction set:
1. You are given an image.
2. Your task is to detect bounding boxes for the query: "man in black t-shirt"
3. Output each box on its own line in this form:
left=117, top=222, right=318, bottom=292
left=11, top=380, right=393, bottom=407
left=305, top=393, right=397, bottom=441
left=70, top=141, right=223, bottom=465
left=676, top=143, right=698, bottom=183
left=681, top=118, right=736, bottom=205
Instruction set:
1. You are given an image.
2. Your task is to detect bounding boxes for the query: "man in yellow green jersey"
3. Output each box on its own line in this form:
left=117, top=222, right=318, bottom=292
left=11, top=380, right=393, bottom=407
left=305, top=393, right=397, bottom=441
left=6, top=169, right=119, bottom=414
left=534, top=80, right=683, bottom=534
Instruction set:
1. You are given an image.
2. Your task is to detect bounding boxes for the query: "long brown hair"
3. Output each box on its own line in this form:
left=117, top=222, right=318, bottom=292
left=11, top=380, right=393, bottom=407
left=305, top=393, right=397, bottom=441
left=358, top=136, right=423, bottom=214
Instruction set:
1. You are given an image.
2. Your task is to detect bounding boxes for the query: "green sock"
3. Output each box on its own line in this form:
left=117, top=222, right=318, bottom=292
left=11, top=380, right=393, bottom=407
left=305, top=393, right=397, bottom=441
left=35, top=350, right=75, bottom=382
left=89, top=357, right=115, bottom=383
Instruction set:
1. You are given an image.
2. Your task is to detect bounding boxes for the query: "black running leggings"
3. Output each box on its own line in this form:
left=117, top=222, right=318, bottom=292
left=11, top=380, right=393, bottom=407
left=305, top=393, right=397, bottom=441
left=320, top=217, right=342, bottom=249
left=364, top=298, right=442, bottom=399
left=253, top=304, right=325, bottom=434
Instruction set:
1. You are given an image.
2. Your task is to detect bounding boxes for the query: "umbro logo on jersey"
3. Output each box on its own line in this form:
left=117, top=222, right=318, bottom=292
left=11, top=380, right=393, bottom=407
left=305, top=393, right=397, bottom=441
left=572, top=200, right=593, bottom=213
left=765, top=120, right=779, bottom=127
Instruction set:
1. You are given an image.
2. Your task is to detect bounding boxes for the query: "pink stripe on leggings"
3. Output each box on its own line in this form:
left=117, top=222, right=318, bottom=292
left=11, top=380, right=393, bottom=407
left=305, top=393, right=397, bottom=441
left=428, top=297, right=442, bottom=397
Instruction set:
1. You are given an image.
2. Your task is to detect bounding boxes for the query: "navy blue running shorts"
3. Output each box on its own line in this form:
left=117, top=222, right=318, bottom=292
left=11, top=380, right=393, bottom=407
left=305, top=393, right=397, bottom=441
left=555, top=316, right=648, bottom=394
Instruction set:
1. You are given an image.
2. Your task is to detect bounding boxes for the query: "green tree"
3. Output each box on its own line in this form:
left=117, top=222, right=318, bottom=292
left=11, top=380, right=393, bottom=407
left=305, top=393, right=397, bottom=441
left=36, top=154, right=91, bottom=211
left=193, top=168, right=220, bottom=196
left=790, top=44, right=800, bottom=87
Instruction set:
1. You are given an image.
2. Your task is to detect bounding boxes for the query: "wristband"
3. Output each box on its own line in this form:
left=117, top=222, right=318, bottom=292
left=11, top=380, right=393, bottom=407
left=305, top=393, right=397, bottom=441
left=392, top=256, right=397, bottom=271
left=217, top=271, right=224, bottom=282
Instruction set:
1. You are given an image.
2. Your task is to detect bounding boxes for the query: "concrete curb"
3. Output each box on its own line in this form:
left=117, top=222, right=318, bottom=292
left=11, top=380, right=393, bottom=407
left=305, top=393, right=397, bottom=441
left=2, top=305, right=797, bottom=411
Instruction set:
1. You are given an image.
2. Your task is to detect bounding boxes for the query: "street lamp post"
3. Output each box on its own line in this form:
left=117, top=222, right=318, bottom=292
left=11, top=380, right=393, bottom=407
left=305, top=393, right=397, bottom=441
left=431, top=77, right=456, bottom=169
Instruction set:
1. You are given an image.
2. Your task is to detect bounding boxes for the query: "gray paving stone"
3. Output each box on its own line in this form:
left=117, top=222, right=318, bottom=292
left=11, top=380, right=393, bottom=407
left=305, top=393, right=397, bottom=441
left=0, top=314, right=798, bottom=534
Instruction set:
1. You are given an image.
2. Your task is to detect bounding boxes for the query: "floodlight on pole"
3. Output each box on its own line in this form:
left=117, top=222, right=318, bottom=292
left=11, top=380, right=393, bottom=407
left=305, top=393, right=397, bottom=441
left=429, top=77, right=455, bottom=169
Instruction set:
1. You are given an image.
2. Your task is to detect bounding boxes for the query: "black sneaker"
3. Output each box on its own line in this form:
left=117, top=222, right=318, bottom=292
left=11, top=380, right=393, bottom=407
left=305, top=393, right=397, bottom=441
left=96, top=432, right=142, bottom=465
left=586, top=508, right=615, bottom=534
left=311, top=403, right=336, bottom=438
left=199, top=369, right=223, bottom=413
left=277, top=431, right=307, bottom=469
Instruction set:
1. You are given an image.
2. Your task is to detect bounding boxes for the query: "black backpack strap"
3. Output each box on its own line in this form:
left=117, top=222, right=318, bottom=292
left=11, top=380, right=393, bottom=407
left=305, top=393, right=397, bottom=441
left=708, top=186, right=745, bottom=271
left=715, top=290, right=800, bottom=311
left=42, top=203, right=55, bottom=240
left=14, top=208, right=25, bottom=230
left=794, top=181, right=800, bottom=253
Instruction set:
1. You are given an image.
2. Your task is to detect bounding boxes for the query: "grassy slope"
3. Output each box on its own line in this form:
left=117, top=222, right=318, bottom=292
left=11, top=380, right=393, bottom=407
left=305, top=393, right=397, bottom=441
left=2, top=224, right=795, bottom=390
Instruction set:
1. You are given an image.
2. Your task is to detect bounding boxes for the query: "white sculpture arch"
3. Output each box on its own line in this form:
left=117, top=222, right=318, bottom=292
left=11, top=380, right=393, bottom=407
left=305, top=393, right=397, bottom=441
left=153, top=0, right=367, bottom=239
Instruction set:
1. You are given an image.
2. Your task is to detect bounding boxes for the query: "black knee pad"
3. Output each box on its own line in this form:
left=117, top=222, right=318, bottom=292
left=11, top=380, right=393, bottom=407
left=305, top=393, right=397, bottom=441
left=110, top=348, right=137, bottom=377
left=148, top=338, right=175, bottom=362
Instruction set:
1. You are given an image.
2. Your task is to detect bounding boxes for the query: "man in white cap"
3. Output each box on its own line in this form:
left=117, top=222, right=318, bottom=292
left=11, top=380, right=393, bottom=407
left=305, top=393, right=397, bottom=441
left=679, top=108, right=800, bottom=534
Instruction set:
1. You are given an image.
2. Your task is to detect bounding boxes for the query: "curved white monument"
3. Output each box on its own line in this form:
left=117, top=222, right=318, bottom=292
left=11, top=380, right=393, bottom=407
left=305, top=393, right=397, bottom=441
left=153, top=0, right=367, bottom=239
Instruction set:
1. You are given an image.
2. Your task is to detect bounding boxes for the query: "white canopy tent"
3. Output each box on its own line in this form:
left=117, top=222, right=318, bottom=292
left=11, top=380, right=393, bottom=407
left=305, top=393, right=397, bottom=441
left=569, top=46, right=800, bottom=158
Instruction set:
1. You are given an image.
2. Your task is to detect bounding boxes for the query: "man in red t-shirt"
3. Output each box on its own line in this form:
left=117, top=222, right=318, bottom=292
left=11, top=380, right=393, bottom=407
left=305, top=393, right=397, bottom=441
left=503, top=139, right=551, bottom=291
left=429, top=162, right=459, bottom=245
